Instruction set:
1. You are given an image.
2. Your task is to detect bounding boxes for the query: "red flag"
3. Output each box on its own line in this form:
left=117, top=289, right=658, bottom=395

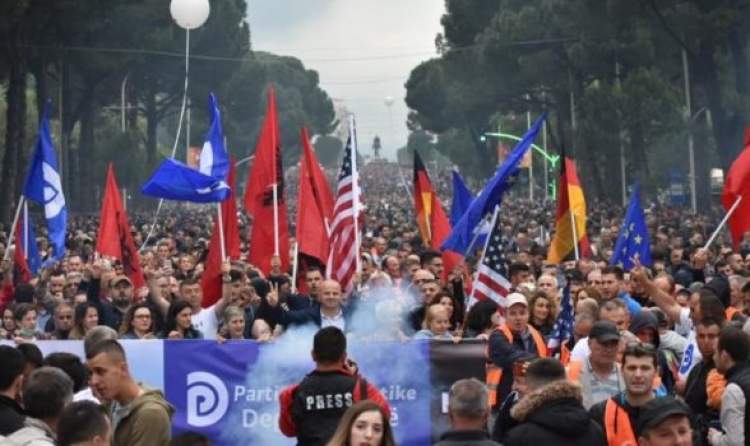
left=13, top=220, right=32, bottom=285
left=297, top=127, right=334, bottom=264
left=243, top=87, right=290, bottom=276
left=201, top=160, right=241, bottom=307
left=96, top=164, right=146, bottom=290
left=722, top=127, right=750, bottom=248
left=413, top=152, right=462, bottom=279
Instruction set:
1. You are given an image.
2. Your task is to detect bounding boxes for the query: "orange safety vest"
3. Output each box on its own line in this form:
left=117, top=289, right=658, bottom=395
left=560, top=342, right=571, bottom=366
left=485, top=324, right=547, bottom=406
left=726, top=307, right=741, bottom=322
left=604, top=399, right=636, bottom=446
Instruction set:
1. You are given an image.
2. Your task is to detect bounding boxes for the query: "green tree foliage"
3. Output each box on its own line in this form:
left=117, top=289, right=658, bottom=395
left=406, top=0, right=746, bottom=206
left=313, top=135, right=343, bottom=168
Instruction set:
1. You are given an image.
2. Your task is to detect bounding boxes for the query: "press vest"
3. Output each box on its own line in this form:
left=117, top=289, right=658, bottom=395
left=291, top=371, right=368, bottom=446
left=486, top=324, right=547, bottom=406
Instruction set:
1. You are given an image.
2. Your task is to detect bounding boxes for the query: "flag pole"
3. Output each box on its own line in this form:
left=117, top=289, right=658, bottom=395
left=4, top=197, right=25, bottom=261
left=290, top=242, right=299, bottom=293
left=463, top=221, right=486, bottom=258
left=272, top=183, right=280, bottom=256
left=571, top=211, right=580, bottom=261
left=704, top=195, right=743, bottom=250
left=349, top=115, right=362, bottom=276
left=23, top=201, right=29, bottom=260
left=216, top=202, right=226, bottom=261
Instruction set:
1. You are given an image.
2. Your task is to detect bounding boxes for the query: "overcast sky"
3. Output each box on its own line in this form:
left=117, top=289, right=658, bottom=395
left=245, top=1, right=445, bottom=159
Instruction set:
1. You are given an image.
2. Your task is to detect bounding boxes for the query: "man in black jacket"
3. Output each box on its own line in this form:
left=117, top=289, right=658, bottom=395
left=0, top=345, right=26, bottom=436
left=434, top=378, right=500, bottom=446
left=505, top=358, right=606, bottom=446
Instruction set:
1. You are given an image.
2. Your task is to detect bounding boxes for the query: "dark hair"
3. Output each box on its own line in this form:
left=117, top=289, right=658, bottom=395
left=528, top=291, right=556, bottom=327
left=49, top=268, right=66, bottom=279
left=13, top=284, right=35, bottom=303
left=120, top=302, right=154, bottom=336
left=17, top=343, right=43, bottom=369
left=697, top=317, right=724, bottom=330
left=601, top=265, right=625, bottom=281
left=13, top=302, right=36, bottom=322
left=164, top=300, right=193, bottom=335
left=70, top=302, right=98, bottom=339
left=699, top=290, right=727, bottom=321
left=57, top=401, right=109, bottom=446
left=229, top=268, right=245, bottom=283
left=525, top=358, right=567, bottom=389
left=43, top=352, right=87, bottom=393
left=170, top=431, right=213, bottom=446
left=85, top=339, right=126, bottom=361
left=508, top=262, right=530, bottom=279
left=717, top=325, right=750, bottom=363
left=622, top=343, right=658, bottom=368
left=305, top=266, right=323, bottom=277
left=0, top=345, right=25, bottom=391
left=429, top=291, right=463, bottom=328
left=419, top=250, right=443, bottom=267
left=313, top=326, right=347, bottom=364
left=180, top=277, right=200, bottom=288
left=465, top=300, right=499, bottom=336
left=22, top=366, right=73, bottom=420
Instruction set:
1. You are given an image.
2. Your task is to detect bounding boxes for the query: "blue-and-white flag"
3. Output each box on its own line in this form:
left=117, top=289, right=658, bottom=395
left=22, top=100, right=67, bottom=264
left=547, top=280, right=574, bottom=351
left=142, top=93, right=230, bottom=202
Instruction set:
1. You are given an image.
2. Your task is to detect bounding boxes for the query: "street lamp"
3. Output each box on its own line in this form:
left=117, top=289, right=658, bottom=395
left=384, top=96, right=395, bottom=160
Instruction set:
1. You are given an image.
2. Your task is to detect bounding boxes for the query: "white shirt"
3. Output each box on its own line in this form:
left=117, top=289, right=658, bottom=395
left=570, top=337, right=591, bottom=362
left=192, top=305, right=219, bottom=340
left=74, top=387, right=100, bottom=404
left=321, top=309, right=345, bottom=331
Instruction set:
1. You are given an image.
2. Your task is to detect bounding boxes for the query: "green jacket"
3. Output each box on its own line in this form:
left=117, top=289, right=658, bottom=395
left=107, top=387, right=175, bottom=446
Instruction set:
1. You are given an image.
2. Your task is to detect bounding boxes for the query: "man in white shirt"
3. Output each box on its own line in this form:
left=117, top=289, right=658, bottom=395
left=147, top=261, right=232, bottom=340
left=709, top=325, right=750, bottom=446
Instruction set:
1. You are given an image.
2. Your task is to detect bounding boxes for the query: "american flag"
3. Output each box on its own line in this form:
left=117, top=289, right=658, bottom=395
left=548, top=280, right=574, bottom=350
left=327, top=117, right=361, bottom=296
left=468, top=206, right=511, bottom=316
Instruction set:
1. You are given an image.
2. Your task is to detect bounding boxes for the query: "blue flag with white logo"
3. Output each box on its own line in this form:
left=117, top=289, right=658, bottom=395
left=22, top=101, right=67, bottom=264
left=611, top=183, right=652, bottom=270
left=441, top=113, right=546, bottom=254
left=142, top=93, right=230, bottom=203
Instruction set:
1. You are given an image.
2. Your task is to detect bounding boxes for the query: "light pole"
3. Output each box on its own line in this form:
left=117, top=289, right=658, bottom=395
left=683, top=48, right=703, bottom=214
left=384, top=95, right=395, bottom=160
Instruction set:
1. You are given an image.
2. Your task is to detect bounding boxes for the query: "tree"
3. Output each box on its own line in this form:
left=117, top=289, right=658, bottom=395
left=313, top=135, right=343, bottom=168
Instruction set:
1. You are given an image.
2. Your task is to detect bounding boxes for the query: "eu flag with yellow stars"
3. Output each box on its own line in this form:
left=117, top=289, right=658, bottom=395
left=611, top=183, right=652, bottom=270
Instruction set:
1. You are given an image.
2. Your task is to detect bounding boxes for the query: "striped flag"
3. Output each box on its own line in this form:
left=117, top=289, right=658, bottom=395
left=547, top=280, right=574, bottom=351
left=327, top=117, right=362, bottom=296
left=468, top=206, right=511, bottom=316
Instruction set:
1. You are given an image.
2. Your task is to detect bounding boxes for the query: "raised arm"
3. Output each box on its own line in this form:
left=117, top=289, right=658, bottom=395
left=144, top=266, right=169, bottom=317
left=630, top=261, right=681, bottom=323
left=213, top=260, right=233, bottom=317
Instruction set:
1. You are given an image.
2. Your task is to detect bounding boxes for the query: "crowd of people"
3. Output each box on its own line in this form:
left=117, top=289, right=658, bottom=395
left=0, top=159, right=749, bottom=445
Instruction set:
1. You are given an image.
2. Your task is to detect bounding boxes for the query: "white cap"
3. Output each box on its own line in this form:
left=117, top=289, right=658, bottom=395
left=506, top=293, right=528, bottom=308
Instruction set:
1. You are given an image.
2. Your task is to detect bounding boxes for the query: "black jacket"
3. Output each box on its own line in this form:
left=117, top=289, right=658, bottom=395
left=505, top=381, right=606, bottom=446
left=433, top=429, right=500, bottom=446
left=0, top=394, right=25, bottom=436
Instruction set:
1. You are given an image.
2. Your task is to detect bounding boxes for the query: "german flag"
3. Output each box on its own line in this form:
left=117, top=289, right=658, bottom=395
left=413, top=152, right=462, bottom=277
left=548, top=151, right=591, bottom=263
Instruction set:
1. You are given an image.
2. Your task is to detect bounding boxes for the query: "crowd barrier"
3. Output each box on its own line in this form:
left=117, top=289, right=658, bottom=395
left=4, top=338, right=488, bottom=445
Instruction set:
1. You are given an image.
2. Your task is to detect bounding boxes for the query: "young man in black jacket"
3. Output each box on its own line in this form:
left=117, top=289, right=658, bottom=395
left=505, top=358, right=606, bottom=446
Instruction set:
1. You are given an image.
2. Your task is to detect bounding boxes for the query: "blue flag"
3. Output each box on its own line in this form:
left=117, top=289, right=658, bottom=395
left=450, top=167, right=474, bottom=227
left=441, top=113, right=546, bottom=254
left=142, top=93, right=230, bottom=203
left=547, top=280, right=573, bottom=350
left=22, top=100, right=67, bottom=264
left=611, top=183, right=652, bottom=270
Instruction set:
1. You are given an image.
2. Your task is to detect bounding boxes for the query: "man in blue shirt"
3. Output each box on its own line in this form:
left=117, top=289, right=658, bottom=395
left=601, top=266, right=641, bottom=315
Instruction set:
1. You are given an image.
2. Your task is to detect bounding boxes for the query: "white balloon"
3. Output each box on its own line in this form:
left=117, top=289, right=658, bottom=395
left=170, top=0, right=210, bottom=30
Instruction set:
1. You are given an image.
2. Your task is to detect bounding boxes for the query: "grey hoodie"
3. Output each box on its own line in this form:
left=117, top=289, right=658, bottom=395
left=0, top=418, right=55, bottom=446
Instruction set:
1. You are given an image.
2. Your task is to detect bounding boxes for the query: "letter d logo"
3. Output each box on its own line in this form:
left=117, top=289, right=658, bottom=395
left=187, top=372, right=229, bottom=427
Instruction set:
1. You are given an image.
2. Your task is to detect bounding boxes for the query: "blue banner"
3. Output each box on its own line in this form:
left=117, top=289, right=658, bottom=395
left=4, top=339, right=486, bottom=445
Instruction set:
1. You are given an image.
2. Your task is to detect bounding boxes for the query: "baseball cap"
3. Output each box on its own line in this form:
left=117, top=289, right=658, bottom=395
left=506, top=293, right=528, bottom=308
left=589, top=321, right=621, bottom=343
left=637, top=397, right=691, bottom=436
left=111, top=275, right=133, bottom=287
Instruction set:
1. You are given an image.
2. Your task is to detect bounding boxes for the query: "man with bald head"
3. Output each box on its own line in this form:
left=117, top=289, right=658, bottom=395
left=269, top=279, right=356, bottom=332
